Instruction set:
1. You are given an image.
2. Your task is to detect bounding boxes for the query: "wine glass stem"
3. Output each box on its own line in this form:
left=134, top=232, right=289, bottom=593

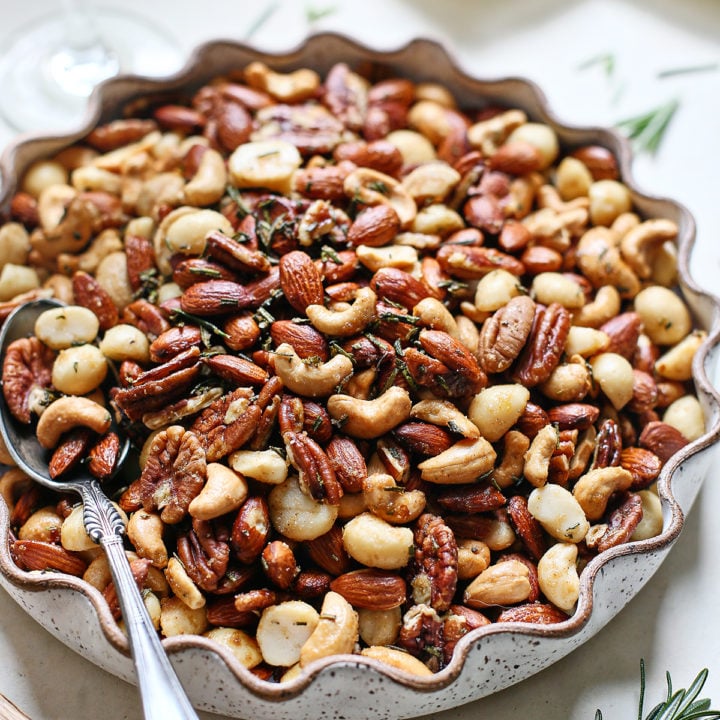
left=61, top=0, right=102, bottom=51
left=49, top=0, right=120, bottom=98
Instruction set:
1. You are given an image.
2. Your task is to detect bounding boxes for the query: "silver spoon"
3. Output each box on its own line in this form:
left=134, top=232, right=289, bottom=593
left=0, top=298, right=199, bottom=720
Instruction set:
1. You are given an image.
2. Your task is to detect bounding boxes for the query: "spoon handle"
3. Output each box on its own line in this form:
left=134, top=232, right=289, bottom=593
left=80, top=481, right=199, bottom=720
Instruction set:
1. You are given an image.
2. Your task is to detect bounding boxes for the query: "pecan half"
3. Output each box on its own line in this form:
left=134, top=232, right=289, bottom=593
left=177, top=518, right=230, bottom=592
left=597, top=492, right=643, bottom=553
left=479, top=295, right=535, bottom=375
left=284, top=430, right=343, bottom=504
left=398, top=603, right=444, bottom=672
left=191, top=388, right=261, bottom=462
left=2, top=337, right=55, bottom=424
left=511, top=302, right=571, bottom=387
left=409, top=513, right=458, bottom=613
left=130, top=426, right=207, bottom=524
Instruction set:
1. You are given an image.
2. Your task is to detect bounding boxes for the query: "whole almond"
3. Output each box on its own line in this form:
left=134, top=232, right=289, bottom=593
left=306, top=524, right=352, bottom=576
left=488, top=140, right=544, bottom=175
left=393, top=421, right=453, bottom=456
left=180, top=280, right=253, bottom=316
left=125, top=234, right=157, bottom=292
left=638, top=420, right=689, bottom=463
left=600, top=312, right=642, bottom=359
left=270, top=319, right=329, bottom=360
left=204, top=353, right=269, bottom=386
left=72, top=270, right=119, bottom=330
left=347, top=204, right=401, bottom=247
left=330, top=569, right=407, bottom=610
left=279, top=250, right=325, bottom=313
left=570, top=145, right=619, bottom=181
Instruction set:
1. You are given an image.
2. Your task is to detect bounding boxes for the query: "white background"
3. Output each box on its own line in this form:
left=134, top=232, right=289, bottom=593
left=1, top=0, right=719, bottom=718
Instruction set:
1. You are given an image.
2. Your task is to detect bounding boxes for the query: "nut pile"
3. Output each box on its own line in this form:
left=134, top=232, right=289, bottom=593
left=0, top=60, right=708, bottom=681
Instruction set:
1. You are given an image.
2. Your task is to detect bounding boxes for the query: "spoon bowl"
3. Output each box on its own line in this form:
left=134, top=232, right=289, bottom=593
left=0, top=298, right=200, bottom=720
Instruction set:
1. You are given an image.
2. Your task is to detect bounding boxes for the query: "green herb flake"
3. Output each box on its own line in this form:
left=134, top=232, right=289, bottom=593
left=305, top=5, right=336, bottom=22
left=577, top=52, right=616, bottom=77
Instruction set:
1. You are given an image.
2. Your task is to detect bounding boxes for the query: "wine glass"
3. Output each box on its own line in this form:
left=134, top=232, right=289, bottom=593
left=0, top=0, right=184, bottom=132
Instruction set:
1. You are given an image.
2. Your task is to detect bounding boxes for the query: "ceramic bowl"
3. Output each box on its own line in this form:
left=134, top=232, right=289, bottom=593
left=1, top=33, right=719, bottom=720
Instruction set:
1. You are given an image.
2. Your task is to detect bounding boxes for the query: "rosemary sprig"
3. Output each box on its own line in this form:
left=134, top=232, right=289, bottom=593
left=595, top=662, right=720, bottom=720
left=615, top=98, right=680, bottom=155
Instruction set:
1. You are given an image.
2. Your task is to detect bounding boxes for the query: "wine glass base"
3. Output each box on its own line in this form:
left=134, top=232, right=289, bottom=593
left=0, top=8, right=184, bottom=133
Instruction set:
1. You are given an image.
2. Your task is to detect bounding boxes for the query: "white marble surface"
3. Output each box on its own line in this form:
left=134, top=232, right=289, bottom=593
left=1, top=0, right=720, bottom=718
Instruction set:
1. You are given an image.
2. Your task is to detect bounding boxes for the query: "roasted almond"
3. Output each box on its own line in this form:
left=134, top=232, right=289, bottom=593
left=330, top=569, right=407, bottom=610
left=12, top=539, right=87, bottom=576
left=437, top=244, right=525, bottom=279
left=270, top=319, right=330, bottom=361
left=72, top=270, right=118, bottom=330
left=620, top=446, right=663, bottom=490
left=393, top=421, right=453, bottom=456
left=125, top=234, right=157, bottom=292
left=370, top=267, right=432, bottom=308
left=279, top=250, right=325, bottom=313
left=497, top=601, right=569, bottom=624
left=325, top=435, right=368, bottom=493
left=172, top=257, right=238, bottom=289
left=546, top=403, right=600, bottom=431
left=204, top=353, right=268, bottom=386
left=488, top=140, right=544, bottom=175
left=347, top=204, right=401, bottom=247
left=180, top=280, right=253, bottom=316
left=306, top=524, right=353, bottom=576
left=600, top=312, right=642, bottom=359
left=639, top=420, right=689, bottom=463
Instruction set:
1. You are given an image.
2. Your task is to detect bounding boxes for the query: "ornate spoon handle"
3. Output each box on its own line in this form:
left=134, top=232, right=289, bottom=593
left=79, top=480, right=199, bottom=720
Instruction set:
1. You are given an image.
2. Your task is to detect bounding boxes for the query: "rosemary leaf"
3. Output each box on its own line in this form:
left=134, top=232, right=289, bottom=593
left=578, top=52, right=616, bottom=77
left=306, top=5, right=337, bottom=22
left=615, top=98, right=680, bottom=154
left=243, top=1, right=279, bottom=40
left=657, top=62, right=718, bottom=79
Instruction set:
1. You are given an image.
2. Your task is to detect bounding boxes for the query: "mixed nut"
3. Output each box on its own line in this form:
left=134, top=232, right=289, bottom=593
left=0, top=58, right=707, bottom=681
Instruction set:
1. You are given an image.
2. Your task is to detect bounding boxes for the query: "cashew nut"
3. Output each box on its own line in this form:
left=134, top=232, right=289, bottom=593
left=411, top=203, right=464, bottom=237
left=229, top=139, right=302, bottom=195
left=360, top=645, right=434, bottom=677
left=355, top=244, right=418, bottom=273
left=183, top=147, right=227, bottom=207
left=410, top=398, right=480, bottom=438
left=572, top=285, right=621, bottom=328
left=577, top=226, right=640, bottom=299
left=537, top=542, right=580, bottom=613
left=306, top=287, right=377, bottom=337
left=343, top=168, right=417, bottom=228
left=463, top=559, right=532, bottom=608
left=273, top=343, right=353, bottom=398
left=620, top=218, right=678, bottom=279
left=467, top=109, right=527, bottom=156
left=245, top=61, right=320, bottom=103
left=18, top=506, right=63, bottom=543
left=300, top=591, right=359, bottom=667
left=413, top=297, right=459, bottom=338
left=417, top=436, right=497, bottom=484
left=327, top=387, right=412, bottom=439
left=188, top=462, right=248, bottom=520
left=523, top=424, right=559, bottom=488
left=572, top=466, right=633, bottom=520
left=400, top=162, right=460, bottom=204
left=71, top=165, right=123, bottom=195
left=492, top=430, right=530, bottom=489
left=457, top=539, right=491, bottom=580
left=127, top=510, right=168, bottom=568
left=36, top=396, right=112, bottom=449
left=362, top=473, right=426, bottom=525
left=165, top=557, right=206, bottom=610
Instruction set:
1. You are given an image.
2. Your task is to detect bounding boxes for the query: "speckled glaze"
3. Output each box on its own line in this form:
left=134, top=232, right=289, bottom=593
left=1, top=34, right=719, bottom=720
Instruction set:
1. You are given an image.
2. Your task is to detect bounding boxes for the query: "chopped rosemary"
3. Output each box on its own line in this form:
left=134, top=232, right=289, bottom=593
left=595, top=661, right=720, bottom=720
left=577, top=52, right=616, bottom=77
left=305, top=5, right=336, bottom=22
left=242, top=1, right=279, bottom=40
left=169, top=308, right=229, bottom=339
left=320, top=245, right=342, bottom=264
left=657, top=62, right=718, bottom=79
left=615, top=98, right=680, bottom=155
